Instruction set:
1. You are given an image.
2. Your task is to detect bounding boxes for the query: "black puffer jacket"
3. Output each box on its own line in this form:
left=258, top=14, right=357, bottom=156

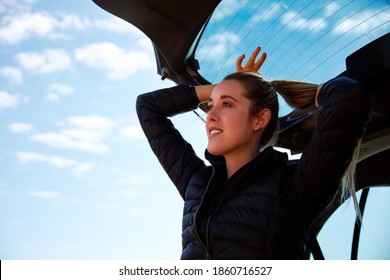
left=136, top=77, right=370, bottom=259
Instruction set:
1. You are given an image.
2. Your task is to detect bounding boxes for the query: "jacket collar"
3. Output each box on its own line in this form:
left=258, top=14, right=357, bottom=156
left=205, top=146, right=288, bottom=170
left=203, top=146, right=289, bottom=207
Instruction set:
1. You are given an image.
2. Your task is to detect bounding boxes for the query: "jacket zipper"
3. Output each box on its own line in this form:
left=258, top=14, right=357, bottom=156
left=203, top=162, right=257, bottom=257
left=195, top=149, right=276, bottom=259
left=193, top=167, right=215, bottom=260
left=195, top=162, right=254, bottom=259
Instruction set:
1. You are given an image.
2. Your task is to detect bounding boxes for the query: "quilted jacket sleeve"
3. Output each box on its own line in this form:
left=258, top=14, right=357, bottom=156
left=136, top=85, right=206, bottom=199
left=290, top=76, right=370, bottom=222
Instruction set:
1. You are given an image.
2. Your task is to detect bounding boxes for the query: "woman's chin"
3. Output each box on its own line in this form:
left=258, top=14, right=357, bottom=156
left=207, top=145, right=224, bottom=156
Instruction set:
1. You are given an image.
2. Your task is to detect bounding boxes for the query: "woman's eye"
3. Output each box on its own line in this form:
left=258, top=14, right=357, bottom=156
left=200, top=101, right=231, bottom=113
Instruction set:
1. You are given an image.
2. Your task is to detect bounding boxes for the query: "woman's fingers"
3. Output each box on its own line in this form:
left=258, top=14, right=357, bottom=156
left=236, top=46, right=267, bottom=73
left=246, top=46, right=262, bottom=65
left=253, top=51, right=267, bottom=71
left=236, top=54, right=246, bottom=72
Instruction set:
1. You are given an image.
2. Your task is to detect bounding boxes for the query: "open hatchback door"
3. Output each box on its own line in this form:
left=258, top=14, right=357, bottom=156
left=93, top=0, right=390, bottom=259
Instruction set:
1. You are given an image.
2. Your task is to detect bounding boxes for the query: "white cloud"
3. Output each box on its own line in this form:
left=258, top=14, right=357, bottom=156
left=61, top=129, right=106, bottom=143
left=0, top=0, right=18, bottom=13
left=0, top=90, right=18, bottom=109
left=0, top=11, right=88, bottom=44
left=250, top=3, right=282, bottom=23
left=9, top=122, right=34, bottom=133
left=15, top=49, right=72, bottom=73
left=0, top=66, right=23, bottom=84
left=32, top=132, right=109, bottom=154
left=31, top=115, right=115, bottom=154
left=196, top=32, right=241, bottom=62
left=281, top=11, right=327, bottom=32
left=74, top=42, right=154, bottom=79
left=137, top=38, right=153, bottom=50
left=119, top=124, right=144, bottom=140
left=332, top=9, right=390, bottom=36
left=324, top=2, right=339, bottom=17
left=0, top=3, right=147, bottom=45
left=0, top=12, right=56, bottom=44
left=16, top=151, right=94, bottom=176
left=213, top=0, right=247, bottom=21
left=49, top=156, right=77, bottom=168
left=0, top=0, right=35, bottom=14
left=68, top=115, right=115, bottom=130
left=56, top=13, right=87, bottom=30
left=27, top=191, right=60, bottom=199
left=47, top=83, right=74, bottom=101
left=17, top=151, right=60, bottom=164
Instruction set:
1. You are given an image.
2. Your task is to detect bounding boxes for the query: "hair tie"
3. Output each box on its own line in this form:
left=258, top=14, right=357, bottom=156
left=270, top=80, right=277, bottom=91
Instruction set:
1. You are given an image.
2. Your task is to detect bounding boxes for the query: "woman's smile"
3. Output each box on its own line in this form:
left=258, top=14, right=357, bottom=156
left=209, top=128, right=223, bottom=137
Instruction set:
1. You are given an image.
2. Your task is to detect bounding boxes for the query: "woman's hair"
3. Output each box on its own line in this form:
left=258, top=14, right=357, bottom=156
left=222, top=72, right=318, bottom=147
left=223, top=72, right=279, bottom=147
left=222, top=71, right=362, bottom=220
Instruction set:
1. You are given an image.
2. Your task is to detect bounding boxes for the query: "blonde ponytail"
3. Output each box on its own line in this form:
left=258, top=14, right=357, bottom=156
left=271, top=80, right=318, bottom=109
left=341, top=139, right=363, bottom=221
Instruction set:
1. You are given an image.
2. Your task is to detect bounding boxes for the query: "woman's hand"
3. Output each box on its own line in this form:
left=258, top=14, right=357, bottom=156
left=196, top=47, right=267, bottom=105
left=236, top=46, right=267, bottom=73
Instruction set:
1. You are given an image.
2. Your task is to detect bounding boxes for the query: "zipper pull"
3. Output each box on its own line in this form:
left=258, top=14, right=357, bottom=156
left=205, top=250, right=210, bottom=260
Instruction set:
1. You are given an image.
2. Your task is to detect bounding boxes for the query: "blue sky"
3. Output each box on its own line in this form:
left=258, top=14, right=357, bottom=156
left=0, top=0, right=389, bottom=260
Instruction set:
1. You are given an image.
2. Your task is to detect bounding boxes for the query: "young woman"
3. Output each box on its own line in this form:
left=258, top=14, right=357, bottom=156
left=136, top=47, right=370, bottom=259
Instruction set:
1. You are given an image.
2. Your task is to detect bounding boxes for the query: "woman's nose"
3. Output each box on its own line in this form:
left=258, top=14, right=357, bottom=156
left=206, top=106, right=218, bottom=121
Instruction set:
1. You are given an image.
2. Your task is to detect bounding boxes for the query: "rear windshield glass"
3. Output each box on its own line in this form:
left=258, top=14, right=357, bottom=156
left=196, top=0, right=389, bottom=113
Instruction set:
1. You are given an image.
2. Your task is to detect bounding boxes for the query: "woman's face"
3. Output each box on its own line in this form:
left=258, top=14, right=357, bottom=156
left=206, top=79, right=260, bottom=157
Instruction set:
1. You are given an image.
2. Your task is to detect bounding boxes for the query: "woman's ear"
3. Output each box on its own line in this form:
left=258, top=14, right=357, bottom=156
left=253, top=108, right=271, bottom=132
